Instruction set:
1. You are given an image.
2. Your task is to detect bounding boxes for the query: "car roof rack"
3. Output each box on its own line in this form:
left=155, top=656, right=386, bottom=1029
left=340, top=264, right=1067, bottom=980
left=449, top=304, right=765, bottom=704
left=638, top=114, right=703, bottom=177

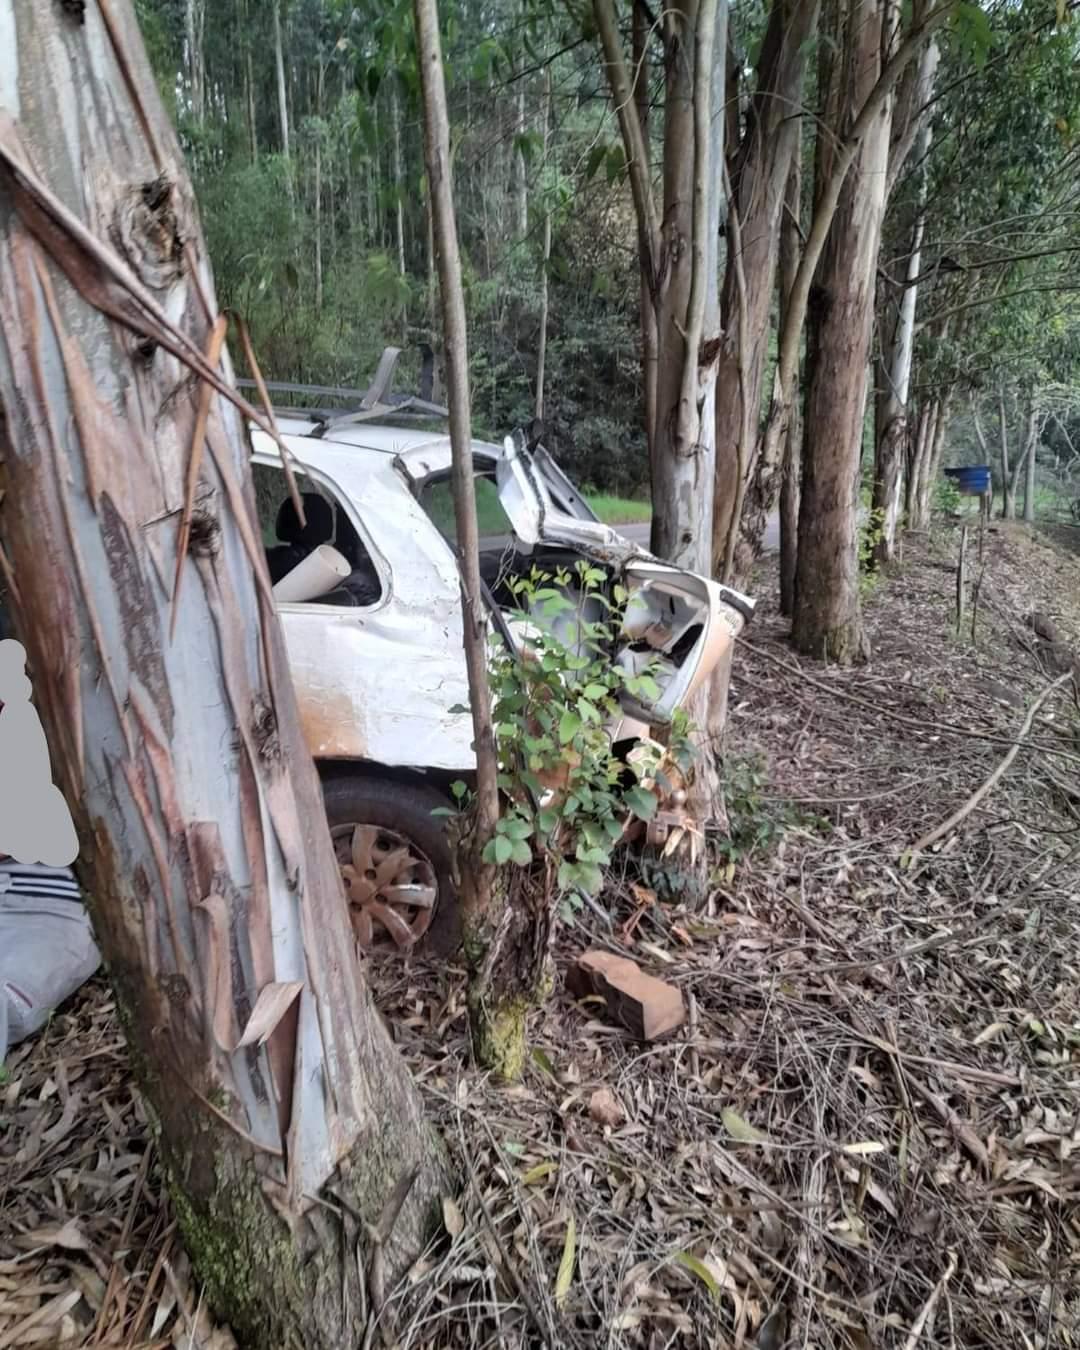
left=236, top=345, right=450, bottom=433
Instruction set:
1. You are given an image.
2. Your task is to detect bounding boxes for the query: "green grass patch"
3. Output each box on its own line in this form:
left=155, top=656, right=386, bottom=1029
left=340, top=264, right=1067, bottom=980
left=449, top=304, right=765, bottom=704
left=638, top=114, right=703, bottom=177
left=425, top=478, right=651, bottom=539
left=587, top=494, right=652, bottom=525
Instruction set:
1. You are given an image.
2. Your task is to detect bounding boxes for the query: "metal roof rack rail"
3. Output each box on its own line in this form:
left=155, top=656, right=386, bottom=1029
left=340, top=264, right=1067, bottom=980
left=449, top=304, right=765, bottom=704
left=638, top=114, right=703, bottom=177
left=236, top=345, right=449, bottom=434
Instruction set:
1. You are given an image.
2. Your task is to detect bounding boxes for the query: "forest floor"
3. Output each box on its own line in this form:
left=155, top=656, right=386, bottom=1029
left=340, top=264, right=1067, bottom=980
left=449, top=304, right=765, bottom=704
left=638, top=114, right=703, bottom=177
left=3, top=519, right=1080, bottom=1350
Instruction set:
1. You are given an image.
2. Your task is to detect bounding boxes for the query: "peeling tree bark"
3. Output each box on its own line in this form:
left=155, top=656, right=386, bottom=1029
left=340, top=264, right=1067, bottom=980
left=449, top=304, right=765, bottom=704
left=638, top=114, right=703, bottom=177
left=711, top=0, right=818, bottom=581
left=872, top=39, right=939, bottom=566
left=0, top=5, right=447, bottom=1345
left=413, top=0, right=510, bottom=1072
left=778, top=139, right=802, bottom=619
left=792, top=0, right=895, bottom=665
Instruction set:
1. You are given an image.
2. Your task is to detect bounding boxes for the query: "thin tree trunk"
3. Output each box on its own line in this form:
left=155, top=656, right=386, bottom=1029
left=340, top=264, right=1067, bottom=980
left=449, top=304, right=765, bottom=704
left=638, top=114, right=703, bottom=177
left=512, top=58, right=528, bottom=239
left=999, top=386, right=1015, bottom=519
left=415, top=0, right=526, bottom=1076
left=872, top=42, right=938, bottom=565
left=737, top=0, right=954, bottom=584
left=273, top=0, right=290, bottom=159
left=778, top=137, right=802, bottom=618
left=246, top=48, right=258, bottom=161
left=793, top=0, right=894, bottom=664
left=185, top=0, right=205, bottom=124
left=918, top=392, right=951, bottom=524
left=534, top=67, right=552, bottom=421
left=1024, top=412, right=1038, bottom=521
left=712, top=0, right=819, bottom=579
left=0, top=4, right=446, bottom=1344
left=391, top=82, right=408, bottom=337
left=314, top=61, right=324, bottom=314
left=906, top=399, right=932, bottom=525
left=631, top=0, right=658, bottom=468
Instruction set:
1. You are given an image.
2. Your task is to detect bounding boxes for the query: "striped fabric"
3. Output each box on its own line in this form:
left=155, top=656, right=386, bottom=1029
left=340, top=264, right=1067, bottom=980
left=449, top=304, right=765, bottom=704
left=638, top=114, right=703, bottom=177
left=0, top=860, right=82, bottom=903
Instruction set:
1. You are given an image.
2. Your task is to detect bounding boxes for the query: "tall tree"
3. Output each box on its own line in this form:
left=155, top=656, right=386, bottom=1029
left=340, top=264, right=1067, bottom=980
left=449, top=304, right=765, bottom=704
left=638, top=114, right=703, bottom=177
left=871, top=38, right=939, bottom=566
left=778, top=134, right=802, bottom=618
left=792, top=0, right=896, bottom=662
left=593, top=0, right=725, bottom=576
left=413, top=0, right=511, bottom=1072
left=0, top=4, right=446, bottom=1345
left=712, top=0, right=819, bottom=581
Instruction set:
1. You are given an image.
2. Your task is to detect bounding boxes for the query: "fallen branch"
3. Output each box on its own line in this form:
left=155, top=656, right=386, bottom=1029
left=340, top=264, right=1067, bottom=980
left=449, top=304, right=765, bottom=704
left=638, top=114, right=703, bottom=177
left=902, top=1250, right=957, bottom=1349
left=910, top=671, right=1075, bottom=854
left=739, top=638, right=1080, bottom=766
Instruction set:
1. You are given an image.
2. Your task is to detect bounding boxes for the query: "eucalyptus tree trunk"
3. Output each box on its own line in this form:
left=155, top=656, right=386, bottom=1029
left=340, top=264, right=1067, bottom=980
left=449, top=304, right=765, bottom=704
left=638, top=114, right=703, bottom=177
left=872, top=40, right=939, bottom=565
left=594, top=0, right=727, bottom=886
left=0, top=5, right=446, bottom=1345
left=534, top=67, right=552, bottom=421
left=711, top=0, right=819, bottom=580
left=736, top=0, right=956, bottom=587
left=391, top=81, right=408, bottom=336
left=1024, top=414, right=1038, bottom=522
left=999, top=386, right=1015, bottom=519
left=414, top=0, right=509, bottom=1073
left=314, top=61, right=325, bottom=313
left=185, top=0, right=206, bottom=124
left=273, top=0, right=290, bottom=159
left=512, top=66, right=528, bottom=240
left=631, top=1, right=658, bottom=463
left=793, top=0, right=895, bottom=664
left=778, top=139, right=802, bottom=618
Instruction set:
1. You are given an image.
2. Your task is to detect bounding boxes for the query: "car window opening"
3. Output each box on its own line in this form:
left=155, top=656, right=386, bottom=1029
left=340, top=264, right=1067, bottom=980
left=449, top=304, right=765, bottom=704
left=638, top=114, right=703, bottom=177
left=253, top=463, right=382, bottom=608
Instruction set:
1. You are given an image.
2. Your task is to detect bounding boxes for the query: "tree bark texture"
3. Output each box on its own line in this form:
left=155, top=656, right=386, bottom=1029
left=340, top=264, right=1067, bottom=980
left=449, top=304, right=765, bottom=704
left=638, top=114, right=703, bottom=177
left=793, top=0, right=894, bottom=664
left=871, top=40, right=938, bottom=565
left=414, top=0, right=517, bottom=1073
left=273, top=0, right=290, bottom=159
left=0, top=5, right=447, bottom=1345
left=778, top=138, right=802, bottom=618
left=735, top=0, right=955, bottom=588
left=534, top=67, right=552, bottom=421
left=711, top=0, right=819, bottom=580
left=999, top=386, right=1015, bottom=518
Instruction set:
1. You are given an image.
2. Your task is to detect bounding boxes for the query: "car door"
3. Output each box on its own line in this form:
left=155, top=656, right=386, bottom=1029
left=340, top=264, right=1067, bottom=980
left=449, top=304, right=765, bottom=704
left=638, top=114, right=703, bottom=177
left=251, top=437, right=476, bottom=772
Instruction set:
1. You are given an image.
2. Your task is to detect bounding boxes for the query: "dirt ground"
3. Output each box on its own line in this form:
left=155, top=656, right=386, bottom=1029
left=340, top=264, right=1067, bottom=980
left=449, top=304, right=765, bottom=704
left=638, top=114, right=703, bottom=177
left=3, top=519, right=1079, bottom=1349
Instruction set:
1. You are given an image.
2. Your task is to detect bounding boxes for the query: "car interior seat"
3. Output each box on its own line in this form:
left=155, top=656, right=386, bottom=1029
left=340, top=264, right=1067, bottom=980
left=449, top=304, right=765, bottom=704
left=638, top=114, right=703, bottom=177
left=266, top=492, right=334, bottom=584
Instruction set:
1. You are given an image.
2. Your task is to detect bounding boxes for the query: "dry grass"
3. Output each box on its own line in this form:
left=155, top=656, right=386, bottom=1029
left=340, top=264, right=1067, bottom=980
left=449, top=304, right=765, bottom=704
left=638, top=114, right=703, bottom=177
left=3, top=520, right=1079, bottom=1349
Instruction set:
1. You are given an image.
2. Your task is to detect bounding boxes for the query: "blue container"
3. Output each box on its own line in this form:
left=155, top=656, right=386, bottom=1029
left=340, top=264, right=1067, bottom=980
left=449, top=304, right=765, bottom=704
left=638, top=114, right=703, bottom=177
left=944, top=465, right=992, bottom=496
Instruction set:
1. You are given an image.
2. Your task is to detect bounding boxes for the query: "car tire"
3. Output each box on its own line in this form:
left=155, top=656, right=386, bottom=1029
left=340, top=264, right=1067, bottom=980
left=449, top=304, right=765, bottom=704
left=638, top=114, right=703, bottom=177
left=320, top=774, right=460, bottom=956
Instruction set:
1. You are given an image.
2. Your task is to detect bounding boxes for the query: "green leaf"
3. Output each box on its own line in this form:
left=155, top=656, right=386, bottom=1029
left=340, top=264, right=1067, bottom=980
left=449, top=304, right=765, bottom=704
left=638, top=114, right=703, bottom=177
left=521, top=1160, right=558, bottom=1185
left=530, top=1046, right=557, bottom=1079
left=585, top=143, right=607, bottom=181
left=484, top=835, right=514, bottom=865
left=538, top=807, right=560, bottom=834
left=503, top=816, right=533, bottom=841
left=555, top=1214, right=576, bottom=1306
left=559, top=710, right=582, bottom=743
left=721, top=1107, right=772, bottom=1145
left=624, top=786, right=658, bottom=821
left=510, top=839, right=533, bottom=866
left=450, top=780, right=468, bottom=800
left=672, top=1251, right=721, bottom=1299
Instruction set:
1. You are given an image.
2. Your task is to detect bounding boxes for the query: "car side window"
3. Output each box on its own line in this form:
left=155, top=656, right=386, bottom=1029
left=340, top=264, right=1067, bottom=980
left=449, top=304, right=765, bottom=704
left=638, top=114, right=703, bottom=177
left=252, top=461, right=384, bottom=609
left=421, top=474, right=513, bottom=543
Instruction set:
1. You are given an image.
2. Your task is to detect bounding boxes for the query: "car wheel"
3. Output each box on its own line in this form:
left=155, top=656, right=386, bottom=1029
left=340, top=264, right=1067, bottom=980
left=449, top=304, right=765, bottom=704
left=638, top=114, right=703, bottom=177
left=321, top=774, right=459, bottom=955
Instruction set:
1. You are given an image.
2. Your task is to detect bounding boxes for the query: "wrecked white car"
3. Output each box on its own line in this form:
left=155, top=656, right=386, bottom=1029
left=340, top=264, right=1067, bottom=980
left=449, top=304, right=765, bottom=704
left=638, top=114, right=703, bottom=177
left=245, top=356, right=754, bottom=953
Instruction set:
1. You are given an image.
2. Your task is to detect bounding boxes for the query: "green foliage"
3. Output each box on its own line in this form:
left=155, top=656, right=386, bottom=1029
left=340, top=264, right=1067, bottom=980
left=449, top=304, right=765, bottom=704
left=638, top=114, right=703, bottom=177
left=713, top=753, right=823, bottom=865
left=857, top=508, right=886, bottom=595
left=452, top=563, right=695, bottom=907
left=934, top=476, right=963, bottom=517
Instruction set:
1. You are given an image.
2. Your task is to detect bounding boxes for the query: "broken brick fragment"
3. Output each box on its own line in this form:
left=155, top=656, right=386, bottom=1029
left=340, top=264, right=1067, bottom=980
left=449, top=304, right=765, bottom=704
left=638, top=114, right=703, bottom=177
left=567, top=950, right=686, bottom=1041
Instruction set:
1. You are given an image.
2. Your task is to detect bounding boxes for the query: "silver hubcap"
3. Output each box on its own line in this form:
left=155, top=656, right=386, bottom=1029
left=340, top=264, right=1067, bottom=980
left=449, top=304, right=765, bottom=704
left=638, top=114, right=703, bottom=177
left=334, top=823, right=438, bottom=951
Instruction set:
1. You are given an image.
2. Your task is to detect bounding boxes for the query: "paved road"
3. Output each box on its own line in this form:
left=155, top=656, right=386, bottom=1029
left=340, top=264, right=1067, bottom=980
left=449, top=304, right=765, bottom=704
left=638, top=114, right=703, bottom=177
left=481, top=511, right=781, bottom=558
left=608, top=511, right=781, bottom=555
